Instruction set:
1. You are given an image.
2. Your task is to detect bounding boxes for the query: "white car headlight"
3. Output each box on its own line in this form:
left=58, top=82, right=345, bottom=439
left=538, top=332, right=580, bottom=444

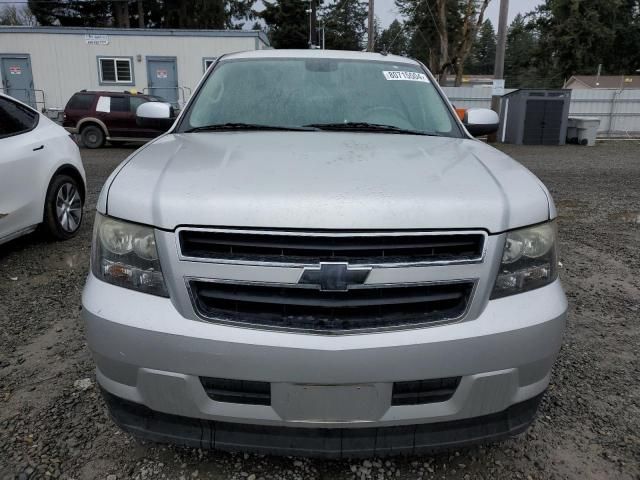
left=491, top=221, right=558, bottom=299
left=92, top=214, right=168, bottom=296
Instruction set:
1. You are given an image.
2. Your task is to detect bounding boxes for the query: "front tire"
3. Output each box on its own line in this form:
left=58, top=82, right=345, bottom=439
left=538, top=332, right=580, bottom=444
left=81, top=124, right=105, bottom=149
left=42, top=175, right=84, bottom=240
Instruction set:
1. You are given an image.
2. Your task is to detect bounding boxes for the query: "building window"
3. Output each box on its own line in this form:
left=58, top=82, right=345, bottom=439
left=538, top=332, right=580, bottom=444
left=98, top=57, right=133, bottom=84
left=203, top=57, right=217, bottom=73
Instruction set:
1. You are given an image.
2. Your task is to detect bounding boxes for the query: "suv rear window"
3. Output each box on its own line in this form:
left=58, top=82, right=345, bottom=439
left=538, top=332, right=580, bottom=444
left=110, top=96, right=129, bottom=112
left=129, top=96, right=147, bottom=112
left=67, top=93, right=94, bottom=111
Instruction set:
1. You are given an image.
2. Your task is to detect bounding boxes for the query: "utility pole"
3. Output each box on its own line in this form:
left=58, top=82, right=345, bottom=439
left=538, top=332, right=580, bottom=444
left=493, top=0, right=508, bottom=82
left=308, top=7, right=312, bottom=47
left=367, top=0, right=375, bottom=52
left=489, top=0, right=508, bottom=142
left=310, top=0, right=318, bottom=48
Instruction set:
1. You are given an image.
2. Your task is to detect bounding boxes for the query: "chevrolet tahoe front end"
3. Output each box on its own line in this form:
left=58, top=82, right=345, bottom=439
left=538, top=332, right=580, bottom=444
left=82, top=50, right=567, bottom=457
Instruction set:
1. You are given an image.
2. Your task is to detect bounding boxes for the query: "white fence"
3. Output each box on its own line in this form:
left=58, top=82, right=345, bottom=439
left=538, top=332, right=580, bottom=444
left=442, top=86, right=640, bottom=137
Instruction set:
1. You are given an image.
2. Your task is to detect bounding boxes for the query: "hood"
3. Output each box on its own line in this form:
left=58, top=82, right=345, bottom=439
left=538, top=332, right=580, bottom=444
left=105, top=132, right=550, bottom=233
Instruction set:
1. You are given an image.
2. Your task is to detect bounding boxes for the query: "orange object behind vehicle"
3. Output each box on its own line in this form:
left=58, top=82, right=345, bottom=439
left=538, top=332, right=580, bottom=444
left=455, top=108, right=467, bottom=121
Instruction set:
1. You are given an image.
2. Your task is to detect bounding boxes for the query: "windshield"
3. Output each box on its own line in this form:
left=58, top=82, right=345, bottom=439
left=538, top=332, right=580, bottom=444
left=180, top=58, right=462, bottom=137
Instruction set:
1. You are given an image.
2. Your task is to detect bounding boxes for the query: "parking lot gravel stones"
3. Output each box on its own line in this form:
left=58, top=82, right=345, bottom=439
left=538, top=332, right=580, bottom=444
left=1, top=142, right=639, bottom=479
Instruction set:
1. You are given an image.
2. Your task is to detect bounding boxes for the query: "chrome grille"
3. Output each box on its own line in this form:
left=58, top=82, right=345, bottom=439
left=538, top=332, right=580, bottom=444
left=178, top=228, right=486, bottom=266
left=172, top=228, right=490, bottom=333
left=188, top=279, right=475, bottom=333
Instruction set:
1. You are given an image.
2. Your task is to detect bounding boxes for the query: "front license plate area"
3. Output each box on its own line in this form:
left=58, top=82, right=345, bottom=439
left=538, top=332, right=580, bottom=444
left=272, top=383, right=388, bottom=422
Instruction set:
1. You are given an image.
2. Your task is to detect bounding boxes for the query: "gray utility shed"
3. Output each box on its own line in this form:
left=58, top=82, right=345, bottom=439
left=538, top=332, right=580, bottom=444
left=498, top=89, right=571, bottom=145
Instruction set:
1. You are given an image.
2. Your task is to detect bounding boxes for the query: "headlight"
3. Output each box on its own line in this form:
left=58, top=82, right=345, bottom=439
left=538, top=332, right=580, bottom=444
left=491, top=221, right=558, bottom=299
left=92, top=214, right=168, bottom=297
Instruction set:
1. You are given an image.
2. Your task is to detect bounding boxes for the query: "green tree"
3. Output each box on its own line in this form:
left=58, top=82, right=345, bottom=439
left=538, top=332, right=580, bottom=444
left=396, top=0, right=462, bottom=74
left=375, top=19, right=409, bottom=55
left=504, top=14, right=539, bottom=87
left=28, top=0, right=112, bottom=26
left=466, top=19, right=495, bottom=74
left=526, top=0, right=640, bottom=82
left=321, top=0, right=368, bottom=50
left=609, top=0, right=640, bottom=74
left=27, top=0, right=255, bottom=29
left=261, top=0, right=309, bottom=48
left=395, top=0, right=490, bottom=84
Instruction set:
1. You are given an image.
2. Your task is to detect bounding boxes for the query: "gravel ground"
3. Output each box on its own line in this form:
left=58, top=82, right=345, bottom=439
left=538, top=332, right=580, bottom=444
left=1, top=142, right=639, bottom=480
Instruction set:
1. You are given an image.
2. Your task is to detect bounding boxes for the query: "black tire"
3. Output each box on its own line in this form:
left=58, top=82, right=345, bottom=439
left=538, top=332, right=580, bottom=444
left=81, top=124, right=105, bottom=149
left=42, top=175, right=84, bottom=241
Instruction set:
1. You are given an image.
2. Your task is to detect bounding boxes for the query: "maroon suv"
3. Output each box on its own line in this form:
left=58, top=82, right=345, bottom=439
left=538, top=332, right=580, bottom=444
left=63, top=91, right=174, bottom=148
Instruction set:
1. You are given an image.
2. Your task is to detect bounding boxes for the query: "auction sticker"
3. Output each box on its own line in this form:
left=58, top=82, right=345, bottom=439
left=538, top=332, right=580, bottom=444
left=383, top=71, right=429, bottom=83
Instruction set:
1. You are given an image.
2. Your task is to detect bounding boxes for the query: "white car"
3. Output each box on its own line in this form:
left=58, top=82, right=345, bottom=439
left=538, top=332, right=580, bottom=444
left=0, top=93, right=86, bottom=245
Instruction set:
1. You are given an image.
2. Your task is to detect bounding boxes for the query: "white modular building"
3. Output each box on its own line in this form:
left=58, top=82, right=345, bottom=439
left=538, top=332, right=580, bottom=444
left=0, top=26, right=269, bottom=110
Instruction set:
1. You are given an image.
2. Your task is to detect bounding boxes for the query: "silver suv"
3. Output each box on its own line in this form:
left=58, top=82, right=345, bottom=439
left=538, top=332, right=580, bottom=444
left=82, top=50, right=567, bottom=457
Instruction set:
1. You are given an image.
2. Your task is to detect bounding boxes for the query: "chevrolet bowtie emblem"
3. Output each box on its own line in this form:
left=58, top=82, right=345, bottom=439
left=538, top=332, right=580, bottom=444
left=298, top=262, right=372, bottom=292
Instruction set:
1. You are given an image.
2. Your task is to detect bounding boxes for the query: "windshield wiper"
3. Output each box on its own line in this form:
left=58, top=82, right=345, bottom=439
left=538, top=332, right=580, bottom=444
left=303, top=122, right=442, bottom=136
left=184, top=123, right=317, bottom=133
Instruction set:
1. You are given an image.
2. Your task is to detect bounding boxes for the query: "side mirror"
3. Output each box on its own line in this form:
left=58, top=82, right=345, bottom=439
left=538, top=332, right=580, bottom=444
left=136, top=102, right=174, bottom=130
left=463, top=108, right=499, bottom=137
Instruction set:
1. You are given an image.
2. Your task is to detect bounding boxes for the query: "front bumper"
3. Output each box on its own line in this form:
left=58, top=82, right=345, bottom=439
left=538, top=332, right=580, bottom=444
left=83, top=274, right=566, bottom=452
left=102, top=387, right=544, bottom=457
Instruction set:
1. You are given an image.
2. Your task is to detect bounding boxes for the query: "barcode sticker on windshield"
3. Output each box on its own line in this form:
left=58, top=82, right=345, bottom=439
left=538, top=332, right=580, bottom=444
left=382, top=71, right=430, bottom=83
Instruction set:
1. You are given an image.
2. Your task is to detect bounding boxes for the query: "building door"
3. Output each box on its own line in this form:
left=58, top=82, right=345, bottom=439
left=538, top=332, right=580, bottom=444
left=523, top=99, right=564, bottom=145
left=1, top=56, right=35, bottom=108
left=146, top=57, right=178, bottom=106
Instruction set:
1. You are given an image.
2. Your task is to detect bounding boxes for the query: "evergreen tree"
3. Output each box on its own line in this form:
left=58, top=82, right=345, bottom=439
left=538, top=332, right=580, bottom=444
left=504, top=14, right=538, bottom=87
left=321, top=0, right=368, bottom=51
left=27, top=0, right=255, bottom=29
left=466, top=19, right=495, bottom=74
left=261, top=0, right=309, bottom=48
left=609, top=0, right=640, bottom=75
left=396, top=0, right=463, bottom=73
left=375, top=19, right=409, bottom=55
left=527, top=0, right=640, bottom=82
left=28, top=0, right=112, bottom=26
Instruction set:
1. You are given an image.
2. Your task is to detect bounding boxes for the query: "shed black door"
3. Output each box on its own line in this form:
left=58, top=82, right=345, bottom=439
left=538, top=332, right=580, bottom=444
left=523, top=99, right=564, bottom=145
left=541, top=101, right=563, bottom=144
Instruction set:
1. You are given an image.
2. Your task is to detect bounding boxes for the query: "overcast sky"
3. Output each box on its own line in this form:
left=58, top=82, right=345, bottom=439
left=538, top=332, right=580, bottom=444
left=376, top=0, right=543, bottom=29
